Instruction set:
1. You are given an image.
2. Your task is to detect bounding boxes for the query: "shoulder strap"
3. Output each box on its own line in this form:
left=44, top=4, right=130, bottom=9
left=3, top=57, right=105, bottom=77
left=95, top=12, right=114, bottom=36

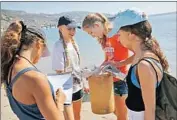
left=142, top=57, right=163, bottom=73
left=9, top=67, right=39, bottom=89
left=135, top=58, right=159, bottom=86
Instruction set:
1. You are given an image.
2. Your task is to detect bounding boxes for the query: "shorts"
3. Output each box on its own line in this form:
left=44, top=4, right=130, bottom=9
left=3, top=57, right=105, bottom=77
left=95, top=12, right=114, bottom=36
left=128, top=108, right=144, bottom=120
left=114, top=80, right=128, bottom=96
left=72, top=89, right=84, bottom=102
left=64, top=89, right=84, bottom=106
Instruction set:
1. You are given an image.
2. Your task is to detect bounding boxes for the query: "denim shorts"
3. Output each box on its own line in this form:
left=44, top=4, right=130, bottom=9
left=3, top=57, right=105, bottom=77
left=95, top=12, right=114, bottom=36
left=114, top=80, right=128, bottom=96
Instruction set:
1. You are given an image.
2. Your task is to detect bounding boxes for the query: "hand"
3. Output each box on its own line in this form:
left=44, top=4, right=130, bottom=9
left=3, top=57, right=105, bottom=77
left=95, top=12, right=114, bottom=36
left=102, top=61, right=116, bottom=67
left=55, top=88, right=66, bottom=111
left=116, top=61, right=123, bottom=68
left=83, top=87, right=90, bottom=94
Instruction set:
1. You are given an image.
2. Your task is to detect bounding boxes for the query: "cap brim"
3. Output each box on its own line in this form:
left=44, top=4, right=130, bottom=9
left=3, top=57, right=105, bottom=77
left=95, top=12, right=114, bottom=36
left=41, top=46, right=50, bottom=57
left=67, top=23, right=81, bottom=29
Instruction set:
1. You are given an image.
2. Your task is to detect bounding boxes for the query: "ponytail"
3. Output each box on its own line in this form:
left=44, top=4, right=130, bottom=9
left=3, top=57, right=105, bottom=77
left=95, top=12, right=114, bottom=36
left=120, top=21, right=169, bottom=72
left=1, top=21, right=22, bottom=83
left=144, top=36, right=169, bottom=71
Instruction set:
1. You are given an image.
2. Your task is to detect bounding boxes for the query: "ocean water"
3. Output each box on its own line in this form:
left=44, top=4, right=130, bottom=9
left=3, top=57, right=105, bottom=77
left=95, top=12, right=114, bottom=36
left=36, top=13, right=176, bottom=77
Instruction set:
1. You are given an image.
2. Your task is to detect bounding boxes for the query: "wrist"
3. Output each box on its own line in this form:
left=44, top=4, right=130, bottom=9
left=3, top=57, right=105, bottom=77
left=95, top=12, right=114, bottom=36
left=56, top=103, right=64, bottom=111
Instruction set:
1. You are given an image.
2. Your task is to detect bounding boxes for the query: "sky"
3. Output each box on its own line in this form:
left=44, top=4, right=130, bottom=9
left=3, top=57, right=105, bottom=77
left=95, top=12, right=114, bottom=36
left=1, top=2, right=176, bottom=15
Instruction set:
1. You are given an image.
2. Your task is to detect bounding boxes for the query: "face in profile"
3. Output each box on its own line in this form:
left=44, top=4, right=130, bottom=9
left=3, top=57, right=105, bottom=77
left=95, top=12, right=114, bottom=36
left=117, top=29, right=132, bottom=49
left=32, top=39, right=46, bottom=64
left=83, top=22, right=105, bottom=39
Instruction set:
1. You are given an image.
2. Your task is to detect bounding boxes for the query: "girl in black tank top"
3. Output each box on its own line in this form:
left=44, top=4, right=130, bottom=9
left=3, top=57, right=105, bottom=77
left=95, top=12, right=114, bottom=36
left=125, top=58, right=163, bottom=112
left=126, top=65, right=145, bottom=111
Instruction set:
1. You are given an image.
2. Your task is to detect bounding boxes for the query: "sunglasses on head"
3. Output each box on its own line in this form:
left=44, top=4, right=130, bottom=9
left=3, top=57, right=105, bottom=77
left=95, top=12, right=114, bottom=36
left=19, top=21, right=45, bottom=42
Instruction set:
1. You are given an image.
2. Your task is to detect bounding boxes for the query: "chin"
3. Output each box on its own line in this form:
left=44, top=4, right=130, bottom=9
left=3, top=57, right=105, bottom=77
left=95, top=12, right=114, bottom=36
left=120, top=42, right=128, bottom=48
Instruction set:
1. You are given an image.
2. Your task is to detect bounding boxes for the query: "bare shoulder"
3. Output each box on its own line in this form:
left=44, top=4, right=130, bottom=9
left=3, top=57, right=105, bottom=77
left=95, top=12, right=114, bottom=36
left=137, top=60, right=158, bottom=82
left=21, top=71, right=49, bottom=91
left=138, top=60, right=153, bottom=72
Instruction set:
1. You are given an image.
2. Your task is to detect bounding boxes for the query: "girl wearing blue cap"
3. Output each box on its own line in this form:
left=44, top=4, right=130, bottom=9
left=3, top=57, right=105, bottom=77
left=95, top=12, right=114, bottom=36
left=52, top=16, right=87, bottom=120
left=1, top=21, right=66, bottom=120
left=109, top=9, right=169, bottom=120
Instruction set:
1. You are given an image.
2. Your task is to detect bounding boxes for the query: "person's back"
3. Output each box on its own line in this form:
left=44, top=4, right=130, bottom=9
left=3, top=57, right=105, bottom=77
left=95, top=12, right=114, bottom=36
left=6, top=66, right=53, bottom=120
left=1, top=21, right=65, bottom=120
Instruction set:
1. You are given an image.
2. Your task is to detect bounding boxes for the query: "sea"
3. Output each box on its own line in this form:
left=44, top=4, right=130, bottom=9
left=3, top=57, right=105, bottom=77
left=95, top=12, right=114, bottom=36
left=36, top=12, right=176, bottom=77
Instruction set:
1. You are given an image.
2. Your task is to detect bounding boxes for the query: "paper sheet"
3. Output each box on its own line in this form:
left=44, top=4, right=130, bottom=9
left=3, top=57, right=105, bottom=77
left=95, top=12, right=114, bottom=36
left=47, top=73, right=73, bottom=104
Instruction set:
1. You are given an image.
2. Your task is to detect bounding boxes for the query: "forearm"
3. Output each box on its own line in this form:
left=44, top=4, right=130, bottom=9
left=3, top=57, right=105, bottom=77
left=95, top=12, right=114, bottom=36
left=101, top=59, right=107, bottom=66
left=144, top=108, right=155, bottom=120
left=116, top=54, right=134, bottom=67
left=56, top=104, right=65, bottom=120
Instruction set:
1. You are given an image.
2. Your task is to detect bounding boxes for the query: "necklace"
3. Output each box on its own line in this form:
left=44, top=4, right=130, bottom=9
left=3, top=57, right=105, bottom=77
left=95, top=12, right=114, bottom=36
left=18, top=55, right=38, bottom=70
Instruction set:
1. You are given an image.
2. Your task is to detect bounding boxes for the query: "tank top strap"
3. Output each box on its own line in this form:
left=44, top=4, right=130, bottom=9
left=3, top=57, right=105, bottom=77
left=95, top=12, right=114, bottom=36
left=9, top=67, right=39, bottom=89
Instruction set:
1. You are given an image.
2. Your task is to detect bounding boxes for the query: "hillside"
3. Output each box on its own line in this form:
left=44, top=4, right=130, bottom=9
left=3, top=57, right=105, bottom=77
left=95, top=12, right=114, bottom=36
left=1, top=9, right=113, bottom=30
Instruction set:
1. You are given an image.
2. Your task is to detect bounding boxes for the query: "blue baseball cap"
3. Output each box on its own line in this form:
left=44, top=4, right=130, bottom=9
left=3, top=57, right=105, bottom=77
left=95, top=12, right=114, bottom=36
left=108, top=8, right=148, bottom=38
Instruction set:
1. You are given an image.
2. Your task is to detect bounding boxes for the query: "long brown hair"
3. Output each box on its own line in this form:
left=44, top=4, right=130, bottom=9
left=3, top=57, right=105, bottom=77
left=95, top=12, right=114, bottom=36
left=120, top=21, right=169, bottom=71
left=1, top=21, right=45, bottom=84
left=82, top=13, right=112, bottom=49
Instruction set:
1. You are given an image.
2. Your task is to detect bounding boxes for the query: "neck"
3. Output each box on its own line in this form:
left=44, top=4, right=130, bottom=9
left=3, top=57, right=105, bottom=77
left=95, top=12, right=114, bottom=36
left=63, top=36, right=71, bottom=43
left=131, top=40, right=146, bottom=61
left=19, top=50, right=33, bottom=63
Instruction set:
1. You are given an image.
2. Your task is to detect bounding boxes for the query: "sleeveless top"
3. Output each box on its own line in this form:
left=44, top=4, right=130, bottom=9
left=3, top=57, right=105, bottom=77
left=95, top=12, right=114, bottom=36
left=126, top=58, right=163, bottom=111
left=6, top=67, right=55, bottom=120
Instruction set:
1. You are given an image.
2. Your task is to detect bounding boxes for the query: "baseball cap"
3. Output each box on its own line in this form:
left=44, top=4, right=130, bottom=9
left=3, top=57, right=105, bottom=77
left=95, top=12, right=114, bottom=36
left=57, top=16, right=81, bottom=29
left=27, top=27, right=50, bottom=57
left=108, top=8, right=148, bottom=38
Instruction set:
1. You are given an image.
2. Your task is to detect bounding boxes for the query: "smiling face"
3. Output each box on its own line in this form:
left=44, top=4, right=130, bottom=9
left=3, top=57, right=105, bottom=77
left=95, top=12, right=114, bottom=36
left=59, top=25, right=76, bottom=40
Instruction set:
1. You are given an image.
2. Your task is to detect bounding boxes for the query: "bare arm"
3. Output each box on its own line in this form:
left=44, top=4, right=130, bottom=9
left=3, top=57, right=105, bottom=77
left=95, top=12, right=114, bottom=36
left=138, top=61, right=156, bottom=120
left=31, top=73, right=65, bottom=120
left=116, top=54, right=135, bottom=67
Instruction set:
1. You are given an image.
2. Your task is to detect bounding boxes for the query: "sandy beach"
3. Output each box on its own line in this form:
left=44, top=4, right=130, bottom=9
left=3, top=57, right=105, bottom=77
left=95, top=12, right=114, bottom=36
left=1, top=88, right=116, bottom=120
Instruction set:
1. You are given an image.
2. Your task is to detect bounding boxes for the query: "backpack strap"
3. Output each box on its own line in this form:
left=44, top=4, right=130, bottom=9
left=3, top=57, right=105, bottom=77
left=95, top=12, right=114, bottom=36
left=135, top=57, right=162, bottom=87
left=142, top=57, right=163, bottom=73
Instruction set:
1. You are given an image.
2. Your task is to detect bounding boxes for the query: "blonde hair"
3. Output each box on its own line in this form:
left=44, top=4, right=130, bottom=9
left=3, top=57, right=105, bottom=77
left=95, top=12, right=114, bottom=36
left=82, top=13, right=112, bottom=48
left=59, top=31, right=80, bottom=71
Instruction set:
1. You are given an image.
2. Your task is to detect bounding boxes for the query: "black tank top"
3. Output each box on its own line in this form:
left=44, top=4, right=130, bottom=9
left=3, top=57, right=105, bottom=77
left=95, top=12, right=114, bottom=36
left=125, top=58, right=163, bottom=112
left=126, top=65, right=145, bottom=111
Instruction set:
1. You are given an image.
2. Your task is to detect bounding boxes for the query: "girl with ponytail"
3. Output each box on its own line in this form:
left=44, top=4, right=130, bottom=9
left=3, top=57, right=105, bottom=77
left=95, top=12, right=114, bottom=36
left=108, top=8, right=169, bottom=120
left=1, top=21, right=65, bottom=120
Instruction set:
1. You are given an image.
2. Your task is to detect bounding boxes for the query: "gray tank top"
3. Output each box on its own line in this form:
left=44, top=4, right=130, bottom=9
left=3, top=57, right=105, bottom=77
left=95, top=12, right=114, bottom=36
left=6, top=67, right=54, bottom=120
